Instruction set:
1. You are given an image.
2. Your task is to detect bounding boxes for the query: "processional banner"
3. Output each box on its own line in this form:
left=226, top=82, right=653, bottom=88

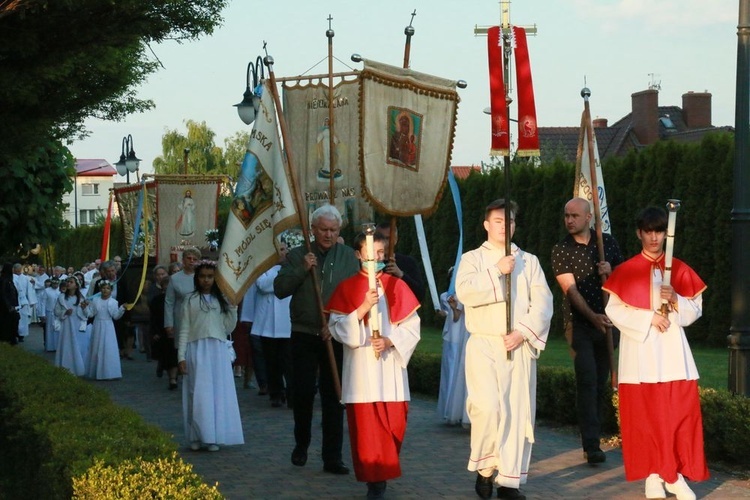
left=574, top=110, right=611, bottom=234
left=282, top=77, right=371, bottom=226
left=154, top=175, right=223, bottom=264
left=217, top=80, right=299, bottom=304
left=114, top=182, right=157, bottom=260
left=358, top=58, right=459, bottom=216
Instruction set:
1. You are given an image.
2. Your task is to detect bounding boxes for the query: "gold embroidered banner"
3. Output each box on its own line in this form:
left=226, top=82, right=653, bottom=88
left=282, top=77, right=372, bottom=227
left=358, top=59, right=459, bottom=216
left=154, top=175, right=224, bottom=264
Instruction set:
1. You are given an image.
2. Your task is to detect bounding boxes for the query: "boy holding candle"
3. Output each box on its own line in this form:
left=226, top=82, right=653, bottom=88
left=603, top=205, right=709, bottom=500
left=326, top=229, right=421, bottom=499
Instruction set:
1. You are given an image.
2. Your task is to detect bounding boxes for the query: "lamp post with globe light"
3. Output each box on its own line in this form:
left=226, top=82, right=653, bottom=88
left=114, top=134, right=141, bottom=184
left=233, top=55, right=264, bottom=125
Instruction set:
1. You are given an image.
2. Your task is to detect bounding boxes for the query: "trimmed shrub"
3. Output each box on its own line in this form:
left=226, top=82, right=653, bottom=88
left=72, top=453, right=222, bottom=499
left=0, top=344, right=178, bottom=499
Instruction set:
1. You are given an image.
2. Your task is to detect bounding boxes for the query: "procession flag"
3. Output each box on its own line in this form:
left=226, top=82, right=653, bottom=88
left=573, top=100, right=611, bottom=234
left=513, top=26, right=540, bottom=157
left=217, top=80, right=300, bottom=304
left=358, top=58, right=459, bottom=216
left=487, top=26, right=540, bottom=157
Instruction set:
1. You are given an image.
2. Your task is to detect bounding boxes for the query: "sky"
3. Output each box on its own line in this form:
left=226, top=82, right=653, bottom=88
left=69, top=0, right=738, bottom=181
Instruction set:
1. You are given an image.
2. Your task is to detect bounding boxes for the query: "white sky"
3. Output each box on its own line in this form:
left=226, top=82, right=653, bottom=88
left=69, top=0, right=738, bottom=180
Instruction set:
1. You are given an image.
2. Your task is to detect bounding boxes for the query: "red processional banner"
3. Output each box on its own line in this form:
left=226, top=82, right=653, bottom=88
left=488, top=26, right=509, bottom=156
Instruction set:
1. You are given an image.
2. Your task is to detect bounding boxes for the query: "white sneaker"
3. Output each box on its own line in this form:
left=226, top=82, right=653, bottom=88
left=206, top=444, right=220, bottom=452
left=645, top=474, right=666, bottom=499
left=190, top=441, right=201, bottom=451
left=664, top=474, right=696, bottom=500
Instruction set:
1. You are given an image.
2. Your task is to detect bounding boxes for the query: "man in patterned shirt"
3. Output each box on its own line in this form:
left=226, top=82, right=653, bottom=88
left=551, top=197, right=623, bottom=465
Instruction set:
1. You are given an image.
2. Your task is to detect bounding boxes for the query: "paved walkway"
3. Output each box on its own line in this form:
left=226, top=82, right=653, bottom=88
left=20, top=325, right=749, bottom=499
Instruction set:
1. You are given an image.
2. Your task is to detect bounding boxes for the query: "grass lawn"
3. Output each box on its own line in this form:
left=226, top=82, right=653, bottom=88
left=418, top=326, right=729, bottom=391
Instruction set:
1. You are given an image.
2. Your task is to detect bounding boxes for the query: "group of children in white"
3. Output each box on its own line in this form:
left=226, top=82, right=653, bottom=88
left=40, top=276, right=124, bottom=380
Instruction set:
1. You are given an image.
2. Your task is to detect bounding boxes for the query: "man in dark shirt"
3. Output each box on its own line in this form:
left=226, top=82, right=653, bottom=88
left=274, top=204, right=359, bottom=475
left=375, top=221, right=425, bottom=302
left=551, top=198, right=623, bottom=465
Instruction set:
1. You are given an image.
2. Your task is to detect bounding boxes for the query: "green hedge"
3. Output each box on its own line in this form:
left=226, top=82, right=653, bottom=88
left=399, top=132, right=734, bottom=347
left=0, top=344, right=217, bottom=499
left=409, top=354, right=750, bottom=467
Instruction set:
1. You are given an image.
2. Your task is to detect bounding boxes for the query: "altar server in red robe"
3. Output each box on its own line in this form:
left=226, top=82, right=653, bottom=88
left=327, top=231, right=420, bottom=500
left=603, top=206, right=709, bottom=500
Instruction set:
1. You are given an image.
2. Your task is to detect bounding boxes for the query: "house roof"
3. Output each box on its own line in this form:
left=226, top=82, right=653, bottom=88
left=74, top=159, right=116, bottom=177
left=451, top=165, right=482, bottom=179
left=539, top=101, right=732, bottom=165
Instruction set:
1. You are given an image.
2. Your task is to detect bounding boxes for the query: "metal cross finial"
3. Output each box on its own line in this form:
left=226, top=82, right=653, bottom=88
left=262, top=40, right=268, bottom=56
left=409, top=9, right=417, bottom=27
left=327, top=14, right=333, bottom=29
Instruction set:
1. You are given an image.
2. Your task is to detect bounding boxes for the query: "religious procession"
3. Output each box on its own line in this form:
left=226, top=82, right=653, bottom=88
left=1, top=1, right=747, bottom=499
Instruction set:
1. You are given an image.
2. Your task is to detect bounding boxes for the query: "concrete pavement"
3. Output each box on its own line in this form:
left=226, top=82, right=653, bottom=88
left=20, top=324, right=749, bottom=498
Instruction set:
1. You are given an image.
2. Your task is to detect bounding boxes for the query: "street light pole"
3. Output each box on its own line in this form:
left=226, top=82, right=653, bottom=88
left=729, top=0, right=750, bottom=395
left=114, top=134, right=141, bottom=184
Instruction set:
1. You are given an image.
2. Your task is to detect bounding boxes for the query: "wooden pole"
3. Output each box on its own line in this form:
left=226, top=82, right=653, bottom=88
left=582, top=91, right=616, bottom=388
left=264, top=52, right=342, bottom=401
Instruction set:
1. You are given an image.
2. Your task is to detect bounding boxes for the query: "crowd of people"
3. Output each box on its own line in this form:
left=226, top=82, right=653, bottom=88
left=0, top=198, right=710, bottom=500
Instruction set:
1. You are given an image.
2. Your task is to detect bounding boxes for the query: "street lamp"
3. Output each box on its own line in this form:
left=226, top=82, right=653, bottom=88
left=234, top=55, right=264, bottom=125
left=114, top=134, right=141, bottom=184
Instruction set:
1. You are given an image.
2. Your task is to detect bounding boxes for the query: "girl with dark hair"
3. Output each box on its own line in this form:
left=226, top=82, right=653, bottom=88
left=54, top=276, right=89, bottom=376
left=178, top=260, right=243, bottom=452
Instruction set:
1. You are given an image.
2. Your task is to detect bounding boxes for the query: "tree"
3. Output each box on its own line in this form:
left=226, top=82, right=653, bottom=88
left=0, top=0, right=227, bottom=256
left=152, top=121, right=249, bottom=180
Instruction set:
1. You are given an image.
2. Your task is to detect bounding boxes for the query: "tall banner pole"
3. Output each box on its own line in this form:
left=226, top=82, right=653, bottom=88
left=582, top=88, right=616, bottom=387
left=388, top=11, right=418, bottom=263
left=501, top=15, right=513, bottom=362
left=264, top=49, right=342, bottom=401
left=326, top=15, right=337, bottom=206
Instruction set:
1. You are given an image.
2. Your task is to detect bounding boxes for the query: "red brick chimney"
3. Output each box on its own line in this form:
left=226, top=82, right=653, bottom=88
left=682, top=91, right=712, bottom=128
left=631, top=89, right=659, bottom=145
left=593, top=118, right=608, bottom=128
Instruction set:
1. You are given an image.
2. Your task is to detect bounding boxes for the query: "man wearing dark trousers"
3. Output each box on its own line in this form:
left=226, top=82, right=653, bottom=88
left=274, top=204, right=359, bottom=475
left=551, top=198, right=623, bottom=465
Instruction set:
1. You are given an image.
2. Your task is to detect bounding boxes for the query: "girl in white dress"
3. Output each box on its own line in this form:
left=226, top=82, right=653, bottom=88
left=86, top=280, right=126, bottom=380
left=54, top=276, right=89, bottom=376
left=178, top=260, right=242, bottom=452
left=42, top=278, right=61, bottom=351
left=436, top=288, right=470, bottom=426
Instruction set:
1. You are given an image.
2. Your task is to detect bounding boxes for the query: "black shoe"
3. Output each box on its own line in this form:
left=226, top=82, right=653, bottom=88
left=291, top=447, right=307, bottom=466
left=323, top=461, right=350, bottom=475
left=584, top=448, right=606, bottom=464
left=366, top=481, right=387, bottom=499
left=497, top=486, right=526, bottom=499
left=168, top=380, right=178, bottom=391
left=475, top=473, right=494, bottom=499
